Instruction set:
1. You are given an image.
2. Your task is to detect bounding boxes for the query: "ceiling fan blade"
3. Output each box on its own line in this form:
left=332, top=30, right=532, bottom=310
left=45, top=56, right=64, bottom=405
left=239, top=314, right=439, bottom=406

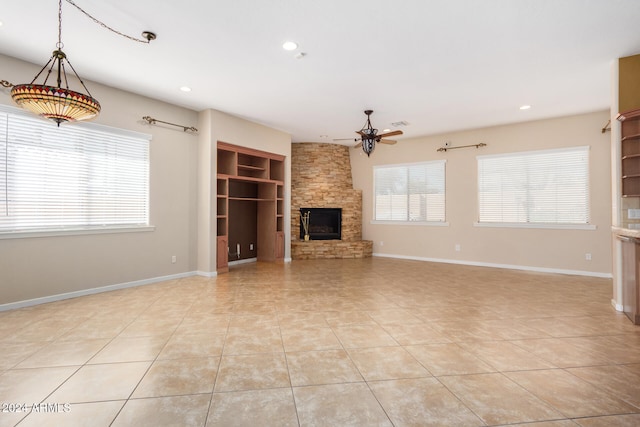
left=377, top=130, right=403, bottom=138
left=379, top=139, right=397, bottom=145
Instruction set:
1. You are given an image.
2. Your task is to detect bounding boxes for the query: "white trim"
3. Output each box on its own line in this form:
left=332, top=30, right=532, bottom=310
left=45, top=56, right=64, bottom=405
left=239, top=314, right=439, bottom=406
left=474, top=222, right=596, bottom=231
left=611, top=299, right=624, bottom=312
left=613, top=239, right=624, bottom=314
left=0, top=271, right=198, bottom=312
left=371, top=221, right=449, bottom=227
left=229, top=257, right=258, bottom=266
left=197, top=270, right=217, bottom=278
left=0, top=225, right=155, bottom=240
left=372, top=252, right=612, bottom=279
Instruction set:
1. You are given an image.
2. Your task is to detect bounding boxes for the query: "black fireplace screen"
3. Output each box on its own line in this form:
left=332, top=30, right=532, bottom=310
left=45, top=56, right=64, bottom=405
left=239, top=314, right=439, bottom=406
left=300, top=208, right=342, bottom=240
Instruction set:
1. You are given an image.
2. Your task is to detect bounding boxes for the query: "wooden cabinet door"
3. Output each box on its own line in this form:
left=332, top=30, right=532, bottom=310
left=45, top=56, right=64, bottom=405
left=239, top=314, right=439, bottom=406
left=217, top=236, right=228, bottom=273
left=275, top=231, right=284, bottom=260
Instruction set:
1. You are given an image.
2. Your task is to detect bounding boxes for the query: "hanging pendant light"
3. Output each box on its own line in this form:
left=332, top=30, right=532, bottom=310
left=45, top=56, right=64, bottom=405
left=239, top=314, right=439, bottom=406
left=9, top=0, right=100, bottom=125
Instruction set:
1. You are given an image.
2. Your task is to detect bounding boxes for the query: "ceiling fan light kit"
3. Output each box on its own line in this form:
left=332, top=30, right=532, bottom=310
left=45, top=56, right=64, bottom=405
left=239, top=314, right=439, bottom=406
left=359, top=110, right=377, bottom=156
left=354, top=110, right=403, bottom=157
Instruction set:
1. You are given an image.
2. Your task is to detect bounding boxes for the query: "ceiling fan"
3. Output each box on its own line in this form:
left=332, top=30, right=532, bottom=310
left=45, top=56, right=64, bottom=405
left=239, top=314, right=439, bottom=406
left=334, top=110, right=403, bottom=157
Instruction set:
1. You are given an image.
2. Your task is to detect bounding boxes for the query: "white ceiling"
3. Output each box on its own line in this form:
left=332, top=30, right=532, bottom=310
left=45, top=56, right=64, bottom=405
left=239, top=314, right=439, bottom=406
left=1, top=0, right=639, bottom=143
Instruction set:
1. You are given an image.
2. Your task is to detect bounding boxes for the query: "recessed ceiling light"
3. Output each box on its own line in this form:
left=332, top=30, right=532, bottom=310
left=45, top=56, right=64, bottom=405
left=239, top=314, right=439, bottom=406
left=180, top=86, right=192, bottom=92
left=519, top=105, right=531, bottom=110
left=382, top=128, right=391, bottom=133
left=282, top=41, right=298, bottom=51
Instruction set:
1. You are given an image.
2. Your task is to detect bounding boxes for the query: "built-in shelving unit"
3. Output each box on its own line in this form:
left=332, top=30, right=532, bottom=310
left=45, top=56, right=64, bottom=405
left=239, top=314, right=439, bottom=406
left=216, top=141, right=285, bottom=273
left=276, top=184, right=284, bottom=244
left=619, top=108, right=640, bottom=197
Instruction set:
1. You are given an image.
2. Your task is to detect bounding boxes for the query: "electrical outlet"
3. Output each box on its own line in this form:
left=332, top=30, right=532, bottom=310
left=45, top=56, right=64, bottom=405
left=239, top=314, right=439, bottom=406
left=455, top=244, right=461, bottom=252
left=379, top=241, right=384, bottom=246
left=250, top=243, right=254, bottom=250
left=171, top=255, right=177, bottom=264
left=585, top=253, right=592, bottom=261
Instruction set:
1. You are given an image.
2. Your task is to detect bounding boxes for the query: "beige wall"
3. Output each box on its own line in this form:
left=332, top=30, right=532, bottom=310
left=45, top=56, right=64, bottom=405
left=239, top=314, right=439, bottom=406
left=351, top=110, right=612, bottom=276
left=0, top=54, right=200, bottom=307
left=0, top=54, right=293, bottom=306
left=0, top=51, right=610, bottom=307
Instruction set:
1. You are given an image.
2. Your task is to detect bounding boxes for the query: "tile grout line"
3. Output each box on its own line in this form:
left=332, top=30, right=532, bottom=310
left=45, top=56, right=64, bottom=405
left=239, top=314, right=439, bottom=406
left=108, top=282, right=201, bottom=426
left=276, top=299, right=302, bottom=427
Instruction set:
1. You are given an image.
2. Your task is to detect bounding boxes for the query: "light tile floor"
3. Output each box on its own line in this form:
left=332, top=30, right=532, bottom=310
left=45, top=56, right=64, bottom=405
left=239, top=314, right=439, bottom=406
left=1, top=258, right=640, bottom=426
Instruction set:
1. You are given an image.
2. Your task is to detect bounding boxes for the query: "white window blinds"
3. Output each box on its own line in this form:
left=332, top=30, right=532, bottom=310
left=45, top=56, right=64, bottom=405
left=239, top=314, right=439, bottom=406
left=374, top=160, right=446, bottom=222
left=0, top=107, right=150, bottom=232
left=477, top=146, right=589, bottom=224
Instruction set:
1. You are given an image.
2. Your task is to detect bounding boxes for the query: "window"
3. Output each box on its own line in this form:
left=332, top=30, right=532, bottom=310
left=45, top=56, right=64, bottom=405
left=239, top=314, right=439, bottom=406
left=477, top=146, right=589, bottom=225
left=0, top=105, right=150, bottom=234
left=374, top=160, right=446, bottom=222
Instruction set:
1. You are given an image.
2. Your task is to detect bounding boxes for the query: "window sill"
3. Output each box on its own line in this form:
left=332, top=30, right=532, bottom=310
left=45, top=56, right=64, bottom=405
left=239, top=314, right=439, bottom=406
left=473, top=222, right=596, bottom=230
left=371, top=220, right=450, bottom=227
left=0, top=225, right=156, bottom=240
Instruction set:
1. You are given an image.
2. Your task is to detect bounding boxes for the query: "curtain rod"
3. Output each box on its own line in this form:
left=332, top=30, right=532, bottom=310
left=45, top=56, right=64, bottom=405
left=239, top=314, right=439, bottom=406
left=437, top=142, right=486, bottom=152
left=142, top=116, right=197, bottom=133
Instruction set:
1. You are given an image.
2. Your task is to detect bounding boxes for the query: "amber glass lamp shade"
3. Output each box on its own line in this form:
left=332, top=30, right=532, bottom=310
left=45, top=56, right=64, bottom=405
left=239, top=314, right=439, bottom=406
left=11, top=83, right=101, bottom=125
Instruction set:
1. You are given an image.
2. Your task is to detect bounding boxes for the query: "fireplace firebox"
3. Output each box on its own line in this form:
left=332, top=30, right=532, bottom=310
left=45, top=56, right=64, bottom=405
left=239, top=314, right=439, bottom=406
left=300, top=208, right=342, bottom=240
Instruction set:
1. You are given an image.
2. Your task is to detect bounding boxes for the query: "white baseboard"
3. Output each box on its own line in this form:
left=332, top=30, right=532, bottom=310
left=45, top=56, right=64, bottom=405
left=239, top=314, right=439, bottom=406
left=229, top=257, right=258, bottom=266
left=196, top=270, right=218, bottom=278
left=611, top=299, right=624, bottom=312
left=372, top=253, right=613, bottom=279
left=3, top=256, right=611, bottom=313
left=0, top=271, right=199, bottom=312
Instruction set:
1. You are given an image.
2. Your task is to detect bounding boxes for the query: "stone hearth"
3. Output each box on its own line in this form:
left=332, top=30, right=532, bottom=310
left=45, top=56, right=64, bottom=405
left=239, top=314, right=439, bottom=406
left=291, top=143, right=372, bottom=259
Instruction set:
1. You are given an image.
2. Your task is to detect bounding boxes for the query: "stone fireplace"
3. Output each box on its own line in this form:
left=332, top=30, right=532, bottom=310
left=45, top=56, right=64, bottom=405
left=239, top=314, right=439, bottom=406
left=291, top=143, right=372, bottom=259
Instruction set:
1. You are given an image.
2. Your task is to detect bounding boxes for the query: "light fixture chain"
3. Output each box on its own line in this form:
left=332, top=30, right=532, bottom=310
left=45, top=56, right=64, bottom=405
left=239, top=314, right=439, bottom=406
left=64, top=0, right=153, bottom=44
left=64, top=56, right=95, bottom=97
left=58, top=0, right=63, bottom=47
